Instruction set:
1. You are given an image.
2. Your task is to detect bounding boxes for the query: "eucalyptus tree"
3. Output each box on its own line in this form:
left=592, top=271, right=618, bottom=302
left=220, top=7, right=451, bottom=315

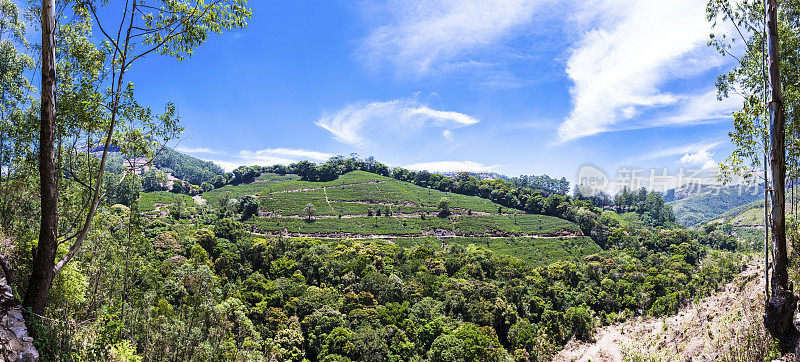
left=708, top=0, right=800, bottom=186
left=25, top=0, right=251, bottom=317
left=707, top=0, right=800, bottom=353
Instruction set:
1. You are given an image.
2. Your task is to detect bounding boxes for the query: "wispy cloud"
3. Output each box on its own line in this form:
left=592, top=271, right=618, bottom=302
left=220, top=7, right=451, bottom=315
left=558, top=0, right=734, bottom=142
left=239, top=148, right=334, bottom=162
left=315, top=98, right=479, bottom=146
left=404, top=160, right=498, bottom=173
left=211, top=160, right=255, bottom=173
left=442, top=130, right=454, bottom=141
left=361, top=0, right=549, bottom=76
left=630, top=141, right=721, bottom=164
left=646, top=88, right=740, bottom=128
left=176, top=146, right=223, bottom=155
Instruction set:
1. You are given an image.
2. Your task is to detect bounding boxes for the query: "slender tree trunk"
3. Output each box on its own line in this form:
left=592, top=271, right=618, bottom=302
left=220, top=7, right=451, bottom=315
left=765, top=152, right=770, bottom=300
left=23, top=0, right=58, bottom=318
left=764, top=0, right=800, bottom=354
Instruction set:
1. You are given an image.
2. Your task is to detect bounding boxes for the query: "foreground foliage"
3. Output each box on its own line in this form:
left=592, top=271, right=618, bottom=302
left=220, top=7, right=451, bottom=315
left=11, top=191, right=743, bottom=360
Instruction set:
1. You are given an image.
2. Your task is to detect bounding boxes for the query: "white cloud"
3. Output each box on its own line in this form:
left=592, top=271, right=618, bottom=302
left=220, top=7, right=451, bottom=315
left=680, top=149, right=718, bottom=170
left=442, top=130, right=454, bottom=141
left=180, top=147, right=335, bottom=172
left=176, top=146, right=222, bottom=155
left=410, top=106, right=479, bottom=126
left=362, top=0, right=548, bottom=75
left=240, top=148, right=334, bottom=162
left=558, top=0, right=734, bottom=142
left=316, top=98, right=479, bottom=146
left=404, top=160, right=498, bottom=172
left=211, top=160, right=256, bottom=172
left=647, top=88, right=741, bottom=128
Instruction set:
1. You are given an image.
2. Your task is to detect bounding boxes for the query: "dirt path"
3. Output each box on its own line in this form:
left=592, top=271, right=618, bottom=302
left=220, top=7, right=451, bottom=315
left=555, top=255, right=764, bottom=361
left=323, top=187, right=334, bottom=213
left=248, top=229, right=582, bottom=240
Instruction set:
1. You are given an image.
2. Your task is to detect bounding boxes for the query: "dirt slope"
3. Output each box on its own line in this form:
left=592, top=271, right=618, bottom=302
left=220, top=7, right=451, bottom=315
left=556, top=255, right=773, bottom=361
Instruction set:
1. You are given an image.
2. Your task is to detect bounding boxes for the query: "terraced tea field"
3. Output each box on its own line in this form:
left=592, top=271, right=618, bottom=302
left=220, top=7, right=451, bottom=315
left=205, top=171, right=578, bottom=238
left=248, top=213, right=579, bottom=238
left=206, top=171, right=522, bottom=217
left=145, top=170, right=596, bottom=265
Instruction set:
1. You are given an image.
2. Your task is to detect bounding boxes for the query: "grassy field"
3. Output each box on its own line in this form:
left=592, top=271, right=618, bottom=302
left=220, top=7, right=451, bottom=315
left=255, top=173, right=301, bottom=182
left=734, top=227, right=764, bottom=250
left=324, top=177, right=518, bottom=214
left=713, top=194, right=800, bottom=227
left=701, top=187, right=800, bottom=227
left=730, top=206, right=765, bottom=226
left=714, top=199, right=764, bottom=225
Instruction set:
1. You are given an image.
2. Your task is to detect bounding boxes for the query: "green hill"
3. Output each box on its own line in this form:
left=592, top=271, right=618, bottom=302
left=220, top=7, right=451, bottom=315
left=714, top=198, right=765, bottom=226
left=704, top=188, right=800, bottom=227
left=666, top=185, right=763, bottom=226
left=691, top=190, right=800, bottom=250
left=205, top=171, right=581, bottom=238
left=152, top=147, right=225, bottom=185
left=393, top=235, right=601, bottom=267
left=142, top=170, right=599, bottom=266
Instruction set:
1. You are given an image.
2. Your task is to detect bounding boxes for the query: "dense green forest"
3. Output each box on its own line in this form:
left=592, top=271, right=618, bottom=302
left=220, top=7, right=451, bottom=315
left=10, top=152, right=743, bottom=360
left=152, top=147, right=226, bottom=186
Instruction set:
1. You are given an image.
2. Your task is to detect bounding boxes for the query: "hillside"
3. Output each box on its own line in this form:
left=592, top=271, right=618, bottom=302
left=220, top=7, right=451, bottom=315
left=555, top=254, right=778, bottom=360
left=189, top=170, right=596, bottom=265
left=665, top=184, right=763, bottom=226
left=122, top=167, right=743, bottom=360
left=139, top=170, right=597, bottom=265
left=2, top=0, right=792, bottom=360
left=714, top=198, right=765, bottom=226
left=151, top=147, right=226, bottom=185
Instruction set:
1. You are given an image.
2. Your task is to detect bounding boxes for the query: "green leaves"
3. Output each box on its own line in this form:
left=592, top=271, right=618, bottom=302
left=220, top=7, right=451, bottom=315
left=708, top=0, right=800, bottom=181
left=128, top=0, right=252, bottom=62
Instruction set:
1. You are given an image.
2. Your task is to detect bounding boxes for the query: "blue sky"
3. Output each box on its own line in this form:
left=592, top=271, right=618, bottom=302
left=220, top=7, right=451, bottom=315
left=126, top=0, right=741, bottom=181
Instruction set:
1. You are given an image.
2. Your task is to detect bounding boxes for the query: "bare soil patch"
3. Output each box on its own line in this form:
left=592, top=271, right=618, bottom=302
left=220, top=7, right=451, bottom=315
left=555, top=255, right=766, bottom=361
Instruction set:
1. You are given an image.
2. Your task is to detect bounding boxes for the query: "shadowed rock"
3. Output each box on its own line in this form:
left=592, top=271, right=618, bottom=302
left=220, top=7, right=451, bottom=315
left=0, top=273, right=37, bottom=361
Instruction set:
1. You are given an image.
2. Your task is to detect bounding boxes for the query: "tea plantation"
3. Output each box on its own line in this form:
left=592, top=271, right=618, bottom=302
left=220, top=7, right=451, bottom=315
left=150, top=170, right=593, bottom=264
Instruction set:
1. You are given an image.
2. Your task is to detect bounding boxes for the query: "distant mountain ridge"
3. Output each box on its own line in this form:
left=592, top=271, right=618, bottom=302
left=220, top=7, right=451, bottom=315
left=665, top=183, right=764, bottom=226
left=662, top=182, right=762, bottom=203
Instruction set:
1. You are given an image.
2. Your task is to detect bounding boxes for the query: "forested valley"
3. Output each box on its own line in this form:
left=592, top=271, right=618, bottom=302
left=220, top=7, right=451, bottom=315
left=20, top=150, right=749, bottom=360
left=1, top=0, right=800, bottom=361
